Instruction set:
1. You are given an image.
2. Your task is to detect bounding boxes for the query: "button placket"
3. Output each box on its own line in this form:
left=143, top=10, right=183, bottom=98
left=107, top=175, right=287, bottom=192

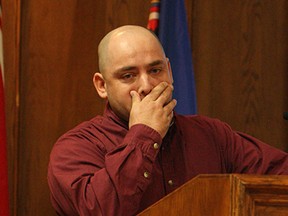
left=168, top=179, right=174, bottom=186
left=143, top=171, right=150, bottom=178
left=153, top=143, right=159, bottom=150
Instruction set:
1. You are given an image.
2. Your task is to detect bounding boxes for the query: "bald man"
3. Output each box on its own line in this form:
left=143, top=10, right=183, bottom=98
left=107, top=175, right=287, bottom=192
left=94, top=25, right=176, bottom=138
left=48, top=25, right=288, bottom=216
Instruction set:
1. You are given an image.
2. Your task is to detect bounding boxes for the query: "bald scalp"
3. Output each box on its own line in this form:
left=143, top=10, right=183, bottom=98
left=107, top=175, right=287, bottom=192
left=98, top=25, right=165, bottom=75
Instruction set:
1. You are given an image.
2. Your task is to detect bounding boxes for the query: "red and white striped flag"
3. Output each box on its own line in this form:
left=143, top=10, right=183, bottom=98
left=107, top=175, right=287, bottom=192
left=0, top=2, right=10, bottom=216
left=147, top=0, right=160, bottom=33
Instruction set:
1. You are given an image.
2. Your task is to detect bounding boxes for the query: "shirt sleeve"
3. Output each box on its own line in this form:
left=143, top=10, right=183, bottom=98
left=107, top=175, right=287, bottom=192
left=47, top=124, right=162, bottom=216
left=210, top=119, right=288, bottom=174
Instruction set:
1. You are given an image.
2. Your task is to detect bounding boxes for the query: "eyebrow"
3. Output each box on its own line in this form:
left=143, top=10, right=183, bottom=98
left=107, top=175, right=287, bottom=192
left=148, top=60, right=165, bottom=67
left=116, top=66, right=137, bottom=73
left=117, top=60, right=165, bottom=72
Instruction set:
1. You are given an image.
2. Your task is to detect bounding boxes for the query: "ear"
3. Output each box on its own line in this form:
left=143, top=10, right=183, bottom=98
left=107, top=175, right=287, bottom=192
left=166, top=58, right=174, bottom=84
left=93, top=72, right=108, bottom=99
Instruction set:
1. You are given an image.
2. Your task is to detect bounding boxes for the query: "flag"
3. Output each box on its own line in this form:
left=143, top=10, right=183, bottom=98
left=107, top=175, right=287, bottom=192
left=147, top=0, right=160, bottom=34
left=147, top=0, right=197, bottom=115
left=0, top=2, right=10, bottom=216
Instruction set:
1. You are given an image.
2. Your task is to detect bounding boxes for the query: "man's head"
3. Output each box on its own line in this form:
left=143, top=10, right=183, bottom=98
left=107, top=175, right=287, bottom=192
left=93, top=25, right=174, bottom=121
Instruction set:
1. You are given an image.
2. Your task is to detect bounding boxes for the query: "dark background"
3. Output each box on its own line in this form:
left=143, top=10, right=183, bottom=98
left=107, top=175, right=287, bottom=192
left=3, top=0, right=288, bottom=215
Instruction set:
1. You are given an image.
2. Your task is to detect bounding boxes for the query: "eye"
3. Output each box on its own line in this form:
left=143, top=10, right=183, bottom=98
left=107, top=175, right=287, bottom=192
left=121, top=73, right=135, bottom=80
left=150, top=68, right=161, bottom=74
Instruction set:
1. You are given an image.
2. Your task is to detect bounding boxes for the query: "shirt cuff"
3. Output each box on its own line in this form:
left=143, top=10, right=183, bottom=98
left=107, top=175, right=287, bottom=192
left=126, top=124, right=162, bottom=161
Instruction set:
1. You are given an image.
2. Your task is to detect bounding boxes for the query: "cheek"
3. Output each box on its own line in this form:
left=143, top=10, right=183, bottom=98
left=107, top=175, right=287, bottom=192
left=108, top=86, right=132, bottom=103
left=153, top=74, right=173, bottom=86
left=163, top=71, right=173, bottom=84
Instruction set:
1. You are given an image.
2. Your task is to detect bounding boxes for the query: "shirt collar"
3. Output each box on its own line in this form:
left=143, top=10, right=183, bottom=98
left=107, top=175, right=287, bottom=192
left=103, top=102, right=129, bottom=129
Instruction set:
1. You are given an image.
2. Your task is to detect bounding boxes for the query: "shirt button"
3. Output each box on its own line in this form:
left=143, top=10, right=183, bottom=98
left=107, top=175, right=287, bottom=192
left=144, top=171, right=150, bottom=178
left=153, top=143, right=159, bottom=149
left=168, top=180, right=174, bottom=186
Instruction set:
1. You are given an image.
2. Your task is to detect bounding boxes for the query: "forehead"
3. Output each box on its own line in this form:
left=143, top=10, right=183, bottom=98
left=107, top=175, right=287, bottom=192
left=108, top=31, right=165, bottom=62
left=98, top=27, right=167, bottom=76
left=116, top=29, right=160, bottom=46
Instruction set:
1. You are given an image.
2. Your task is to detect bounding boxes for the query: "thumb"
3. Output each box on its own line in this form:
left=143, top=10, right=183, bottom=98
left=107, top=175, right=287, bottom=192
left=130, top=90, right=141, bottom=105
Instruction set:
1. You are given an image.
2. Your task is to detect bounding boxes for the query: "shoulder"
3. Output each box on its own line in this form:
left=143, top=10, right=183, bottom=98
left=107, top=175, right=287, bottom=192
left=174, top=113, right=239, bottom=145
left=51, top=115, right=109, bottom=157
left=61, top=115, right=106, bottom=141
left=175, top=113, right=232, bottom=131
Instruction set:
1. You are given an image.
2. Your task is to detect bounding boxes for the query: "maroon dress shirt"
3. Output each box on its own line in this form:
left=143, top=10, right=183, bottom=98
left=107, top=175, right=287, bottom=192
left=48, top=104, right=288, bottom=216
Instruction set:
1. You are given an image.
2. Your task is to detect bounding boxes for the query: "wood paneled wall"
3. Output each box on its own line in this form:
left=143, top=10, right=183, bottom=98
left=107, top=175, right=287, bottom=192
left=192, top=0, right=288, bottom=150
left=3, top=0, right=288, bottom=215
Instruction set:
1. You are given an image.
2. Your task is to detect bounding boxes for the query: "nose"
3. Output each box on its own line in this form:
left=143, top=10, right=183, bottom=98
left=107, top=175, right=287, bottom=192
left=137, top=73, right=153, bottom=98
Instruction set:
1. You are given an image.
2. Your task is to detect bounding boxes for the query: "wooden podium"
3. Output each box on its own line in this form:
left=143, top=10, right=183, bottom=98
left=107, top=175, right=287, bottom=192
left=138, top=174, right=288, bottom=216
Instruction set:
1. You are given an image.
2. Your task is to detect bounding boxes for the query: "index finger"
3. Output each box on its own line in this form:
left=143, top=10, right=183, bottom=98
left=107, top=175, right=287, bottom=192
left=144, top=82, right=169, bottom=101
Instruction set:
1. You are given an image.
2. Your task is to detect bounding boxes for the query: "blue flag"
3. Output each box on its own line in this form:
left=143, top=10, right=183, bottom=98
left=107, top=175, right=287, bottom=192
left=148, top=0, right=197, bottom=114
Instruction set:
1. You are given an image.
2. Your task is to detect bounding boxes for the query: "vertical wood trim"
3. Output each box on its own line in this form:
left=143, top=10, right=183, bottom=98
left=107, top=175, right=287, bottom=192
left=13, top=1, right=20, bottom=212
left=2, top=0, right=21, bottom=215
